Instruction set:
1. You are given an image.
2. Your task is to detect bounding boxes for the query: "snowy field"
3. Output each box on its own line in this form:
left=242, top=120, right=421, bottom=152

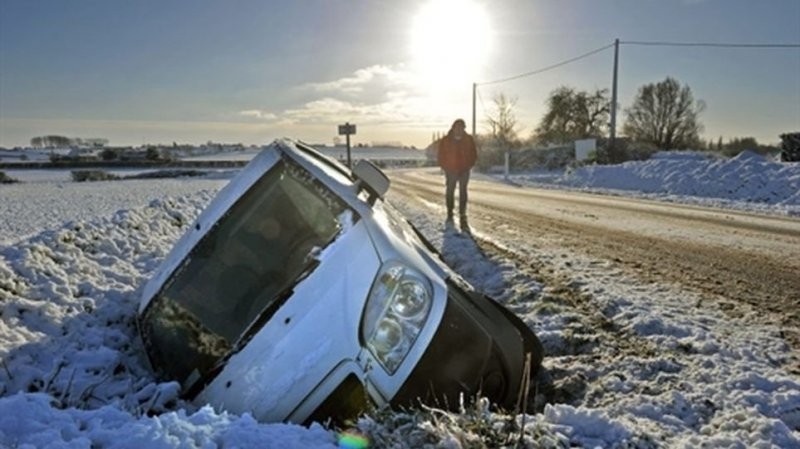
left=1, top=153, right=799, bottom=448
left=182, top=146, right=428, bottom=162
left=0, top=148, right=70, bottom=164
left=0, top=178, right=230, bottom=244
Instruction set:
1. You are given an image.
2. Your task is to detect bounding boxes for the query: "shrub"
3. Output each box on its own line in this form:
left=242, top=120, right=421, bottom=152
left=125, top=170, right=206, bottom=180
left=595, top=139, right=659, bottom=164
left=100, top=149, right=119, bottom=161
left=718, top=137, right=781, bottom=158
left=71, top=170, right=120, bottom=182
left=476, top=146, right=507, bottom=172
left=145, top=147, right=161, bottom=160
left=0, top=171, right=19, bottom=184
left=514, top=146, right=575, bottom=170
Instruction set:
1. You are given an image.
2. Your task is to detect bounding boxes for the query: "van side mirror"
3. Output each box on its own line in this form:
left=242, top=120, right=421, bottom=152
left=353, top=160, right=390, bottom=201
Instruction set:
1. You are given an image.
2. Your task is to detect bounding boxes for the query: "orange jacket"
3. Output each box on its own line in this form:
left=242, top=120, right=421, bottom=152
left=437, top=134, right=477, bottom=174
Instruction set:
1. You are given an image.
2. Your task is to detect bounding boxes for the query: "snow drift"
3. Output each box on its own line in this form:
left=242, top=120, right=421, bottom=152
left=508, top=151, right=800, bottom=215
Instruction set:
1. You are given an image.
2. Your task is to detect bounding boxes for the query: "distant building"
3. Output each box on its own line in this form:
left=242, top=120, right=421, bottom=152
left=371, top=141, right=404, bottom=148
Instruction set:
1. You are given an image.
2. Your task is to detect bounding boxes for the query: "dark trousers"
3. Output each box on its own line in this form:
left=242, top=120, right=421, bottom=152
left=445, top=170, right=470, bottom=217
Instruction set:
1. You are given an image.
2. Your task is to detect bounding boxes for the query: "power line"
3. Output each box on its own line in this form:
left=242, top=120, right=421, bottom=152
left=477, top=39, right=799, bottom=87
left=470, top=37, right=799, bottom=144
left=621, top=40, right=800, bottom=48
left=478, top=43, right=615, bottom=86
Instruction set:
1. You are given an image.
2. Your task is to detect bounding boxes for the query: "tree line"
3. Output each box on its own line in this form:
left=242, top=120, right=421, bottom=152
left=30, top=136, right=108, bottom=148
left=482, top=76, right=777, bottom=159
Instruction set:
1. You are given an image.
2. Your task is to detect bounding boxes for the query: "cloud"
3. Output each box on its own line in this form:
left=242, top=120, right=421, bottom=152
left=304, top=64, right=411, bottom=94
left=235, top=64, right=462, bottom=132
left=239, top=109, right=278, bottom=121
left=281, top=97, right=410, bottom=125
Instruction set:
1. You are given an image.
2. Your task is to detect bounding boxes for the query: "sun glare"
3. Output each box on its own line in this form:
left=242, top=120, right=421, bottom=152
left=409, top=0, right=492, bottom=91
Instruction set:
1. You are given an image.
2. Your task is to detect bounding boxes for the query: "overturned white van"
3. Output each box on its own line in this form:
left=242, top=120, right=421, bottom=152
left=137, top=139, right=543, bottom=423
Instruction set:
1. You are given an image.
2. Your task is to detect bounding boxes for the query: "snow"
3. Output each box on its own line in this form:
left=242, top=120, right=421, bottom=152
left=0, top=179, right=228, bottom=244
left=1, top=151, right=798, bottom=447
left=0, top=394, right=336, bottom=449
left=0, top=148, right=70, bottom=164
left=503, top=151, right=800, bottom=216
left=2, top=168, right=235, bottom=184
left=388, top=201, right=800, bottom=448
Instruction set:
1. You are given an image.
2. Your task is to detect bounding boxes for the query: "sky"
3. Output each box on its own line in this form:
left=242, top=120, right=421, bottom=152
left=0, top=0, right=798, bottom=149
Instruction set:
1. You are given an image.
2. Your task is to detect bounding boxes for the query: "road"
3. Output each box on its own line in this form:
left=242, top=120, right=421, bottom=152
left=387, top=168, right=800, bottom=366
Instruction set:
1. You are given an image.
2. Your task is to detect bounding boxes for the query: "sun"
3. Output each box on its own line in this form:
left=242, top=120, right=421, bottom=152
left=409, top=0, right=492, bottom=91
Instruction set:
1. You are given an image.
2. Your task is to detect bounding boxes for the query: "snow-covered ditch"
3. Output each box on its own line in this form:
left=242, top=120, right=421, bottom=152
left=0, top=168, right=798, bottom=447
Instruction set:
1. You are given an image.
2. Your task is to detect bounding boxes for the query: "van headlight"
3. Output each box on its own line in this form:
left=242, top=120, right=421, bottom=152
left=361, top=262, right=433, bottom=374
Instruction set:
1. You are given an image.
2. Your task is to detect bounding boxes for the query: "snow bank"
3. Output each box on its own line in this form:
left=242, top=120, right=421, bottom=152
left=507, top=151, right=800, bottom=215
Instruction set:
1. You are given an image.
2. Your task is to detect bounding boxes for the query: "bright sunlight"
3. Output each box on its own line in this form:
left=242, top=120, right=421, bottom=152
left=409, top=0, right=492, bottom=92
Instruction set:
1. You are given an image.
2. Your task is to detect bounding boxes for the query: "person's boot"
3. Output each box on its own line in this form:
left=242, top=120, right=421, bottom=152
left=446, top=211, right=454, bottom=224
left=459, top=214, right=469, bottom=232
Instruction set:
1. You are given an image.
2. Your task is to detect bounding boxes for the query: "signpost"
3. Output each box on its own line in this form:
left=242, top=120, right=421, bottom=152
left=338, top=122, right=356, bottom=168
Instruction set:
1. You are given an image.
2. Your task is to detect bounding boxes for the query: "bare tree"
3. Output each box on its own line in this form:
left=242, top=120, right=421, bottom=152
left=485, top=93, right=520, bottom=150
left=534, top=87, right=609, bottom=145
left=623, top=77, right=705, bottom=150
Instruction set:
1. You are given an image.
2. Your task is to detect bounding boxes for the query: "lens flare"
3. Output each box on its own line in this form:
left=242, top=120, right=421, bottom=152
left=338, top=432, right=369, bottom=449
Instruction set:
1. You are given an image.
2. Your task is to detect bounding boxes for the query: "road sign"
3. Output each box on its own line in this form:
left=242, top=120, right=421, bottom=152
left=338, top=123, right=357, bottom=136
left=338, top=122, right=357, bottom=168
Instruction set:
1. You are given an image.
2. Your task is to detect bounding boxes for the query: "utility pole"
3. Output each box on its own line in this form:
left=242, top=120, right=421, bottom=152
left=609, top=38, right=620, bottom=150
left=472, top=82, right=477, bottom=137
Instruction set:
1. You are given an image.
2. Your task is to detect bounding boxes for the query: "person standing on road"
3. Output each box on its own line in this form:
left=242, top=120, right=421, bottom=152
left=437, top=118, right=477, bottom=229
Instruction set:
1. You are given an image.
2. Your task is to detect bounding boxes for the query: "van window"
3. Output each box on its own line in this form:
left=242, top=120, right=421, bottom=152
left=140, top=157, right=350, bottom=386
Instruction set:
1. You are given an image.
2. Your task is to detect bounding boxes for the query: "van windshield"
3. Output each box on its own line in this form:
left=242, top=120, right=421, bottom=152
left=140, top=157, right=349, bottom=388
